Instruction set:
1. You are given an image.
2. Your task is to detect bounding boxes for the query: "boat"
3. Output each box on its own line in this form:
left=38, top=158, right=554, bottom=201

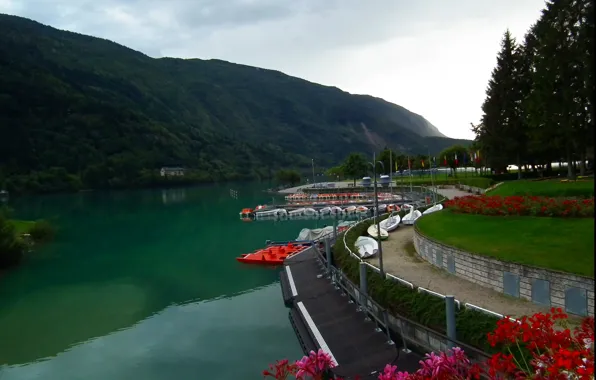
left=255, top=205, right=267, bottom=211
left=367, top=224, right=389, bottom=240
left=329, top=206, right=343, bottom=215
left=255, top=208, right=285, bottom=218
left=296, top=226, right=334, bottom=241
left=402, top=207, right=422, bottom=225
left=236, top=243, right=309, bottom=266
left=386, top=204, right=400, bottom=212
left=423, top=203, right=444, bottom=215
left=355, top=236, right=379, bottom=258
left=356, top=205, right=369, bottom=213
left=289, top=208, right=306, bottom=216
left=379, top=212, right=401, bottom=232
left=304, top=208, right=318, bottom=216
left=344, top=205, right=357, bottom=214
left=377, top=204, right=387, bottom=213
left=239, top=208, right=254, bottom=219
left=319, top=206, right=332, bottom=215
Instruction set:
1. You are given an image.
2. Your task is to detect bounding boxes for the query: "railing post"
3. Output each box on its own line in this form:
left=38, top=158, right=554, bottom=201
left=325, top=237, right=332, bottom=274
left=359, top=262, right=368, bottom=310
left=445, top=295, right=457, bottom=348
left=332, top=218, right=337, bottom=241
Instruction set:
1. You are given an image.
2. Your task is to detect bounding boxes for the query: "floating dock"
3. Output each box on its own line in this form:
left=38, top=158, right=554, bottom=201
left=279, top=246, right=422, bottom=378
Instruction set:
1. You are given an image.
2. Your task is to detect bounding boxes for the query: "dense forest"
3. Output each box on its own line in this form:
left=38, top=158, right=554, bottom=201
left=473, top=0, right=594, bottom=178
left=0, top=14, right=470, bottom=194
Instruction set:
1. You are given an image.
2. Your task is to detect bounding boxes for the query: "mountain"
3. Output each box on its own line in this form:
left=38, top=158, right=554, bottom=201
left=0, top=14, right=471, bottom=193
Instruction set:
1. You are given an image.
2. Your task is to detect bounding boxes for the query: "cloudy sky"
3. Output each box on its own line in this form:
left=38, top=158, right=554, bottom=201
left=1, top=0, right=547, bottom=139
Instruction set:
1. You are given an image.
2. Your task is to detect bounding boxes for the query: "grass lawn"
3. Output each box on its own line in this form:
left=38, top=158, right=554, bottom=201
left=488, top=179, right=594, bottom=198
left=9, top=220, right=35, bottom=234
left=416, top=210, right=594, bottom=277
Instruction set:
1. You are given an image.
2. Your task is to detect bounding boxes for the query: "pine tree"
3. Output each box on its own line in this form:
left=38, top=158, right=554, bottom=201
left=477, top=30, right=525, bottom=174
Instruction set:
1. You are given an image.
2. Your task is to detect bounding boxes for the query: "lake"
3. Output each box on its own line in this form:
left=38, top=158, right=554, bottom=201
left=0, top=182, right=330, bottom=379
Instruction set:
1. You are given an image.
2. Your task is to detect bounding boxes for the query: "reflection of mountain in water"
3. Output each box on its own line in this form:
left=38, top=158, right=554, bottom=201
left=161, top=188, right=187, bottom=204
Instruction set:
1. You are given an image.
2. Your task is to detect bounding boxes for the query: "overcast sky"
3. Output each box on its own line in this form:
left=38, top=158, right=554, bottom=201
left=2, top=0, right=547, bottom=139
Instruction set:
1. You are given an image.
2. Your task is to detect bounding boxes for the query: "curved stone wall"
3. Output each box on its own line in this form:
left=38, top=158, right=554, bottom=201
left=413, top=227, right=595, bottom=317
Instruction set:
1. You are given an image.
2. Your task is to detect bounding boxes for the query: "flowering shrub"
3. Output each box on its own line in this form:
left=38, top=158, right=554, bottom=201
left=444, top=195, right=594, bottom=217
left=265, top=308, right=594, bottom=379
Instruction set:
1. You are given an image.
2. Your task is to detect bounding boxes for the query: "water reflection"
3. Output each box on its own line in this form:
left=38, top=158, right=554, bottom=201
left=0, top=283, right=301, bottom=380
left=161, top=188, right=187, bottom=205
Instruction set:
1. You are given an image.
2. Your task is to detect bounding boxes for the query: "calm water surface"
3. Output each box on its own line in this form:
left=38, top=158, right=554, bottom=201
left=0, top=182, right=328, bottom=379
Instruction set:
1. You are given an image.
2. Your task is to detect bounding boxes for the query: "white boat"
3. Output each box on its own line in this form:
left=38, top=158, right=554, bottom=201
left=304, top=208, right=318, bottom=216
left=367, top=224, right=389, bottom=240
left=355, top=236, right=379, bottom=258
left=289, top=208, right=306, bottom=216
left=402, top=203, right=413, bottom=210
left=423, top=204, right=444, bottom=215
left=356, top=205, right=369, bottom=213
left=402, top=207, right=422, bottom=225
left=330, top=206, right=343, bottom=214
left=379, top=212, right=401, bottom=232
left=319, top=206, right=332, bottom=215
left=255, top=208, right=286, bottom=218
left=344, top=206, right=357, bottom=214
left=377, top=204, right=387, bottom=213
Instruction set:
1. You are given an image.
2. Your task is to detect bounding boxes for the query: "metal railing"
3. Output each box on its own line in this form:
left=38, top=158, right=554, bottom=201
left=312, top=244, right=492, bottom=363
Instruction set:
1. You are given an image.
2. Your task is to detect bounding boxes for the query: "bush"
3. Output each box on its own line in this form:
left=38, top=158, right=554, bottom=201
left=28, top=219, right=56, bottom=242
left=332, top=205, right=501, bottom=352
left=0, top=215, right=27, bottom=269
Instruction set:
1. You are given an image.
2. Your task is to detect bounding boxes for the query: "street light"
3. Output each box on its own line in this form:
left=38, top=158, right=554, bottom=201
left=369, top=152, right=385, bottom=278
left=311, top=158, right=316, bottom=188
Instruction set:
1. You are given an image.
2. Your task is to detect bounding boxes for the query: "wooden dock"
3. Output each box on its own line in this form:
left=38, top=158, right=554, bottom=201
left=279, top=246, right=422, bottom=378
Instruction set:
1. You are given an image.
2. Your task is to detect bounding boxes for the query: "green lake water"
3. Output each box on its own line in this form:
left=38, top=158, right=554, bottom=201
left=0, top=182, right=331, bottom=380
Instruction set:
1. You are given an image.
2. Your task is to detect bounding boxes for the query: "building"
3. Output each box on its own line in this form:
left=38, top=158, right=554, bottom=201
left=160, top=167, right=185, bottom=177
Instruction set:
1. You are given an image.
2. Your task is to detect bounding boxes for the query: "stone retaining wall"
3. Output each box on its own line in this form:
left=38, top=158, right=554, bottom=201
left=413, top=227, right=595, bottom=317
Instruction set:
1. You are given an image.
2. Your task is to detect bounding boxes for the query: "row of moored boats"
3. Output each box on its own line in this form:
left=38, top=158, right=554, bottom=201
left=355, top=204, right=443, bottom=259
left=241, top=204, right=402, bottom=219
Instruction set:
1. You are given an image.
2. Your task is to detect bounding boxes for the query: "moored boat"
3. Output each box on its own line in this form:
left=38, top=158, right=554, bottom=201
left=355, top=236, right=379, bottom=258
left=379, top=212, right=401, bottom=232
left=319, top=206, right=332, bottom=215
left=344, top=205, right=357, bottom=214
left=367, top=224, right=389, bottom=240
left=422, top=203, right=444, bottom=215
left=402, top=207, right=422, bottom=225
left=236, top=243, right=309, bottom=266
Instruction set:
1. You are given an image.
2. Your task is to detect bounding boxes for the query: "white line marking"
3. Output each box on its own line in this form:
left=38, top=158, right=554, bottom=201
left=297, top=301, right=338, bottom=366
left=285, top=266, right=298, bottom=297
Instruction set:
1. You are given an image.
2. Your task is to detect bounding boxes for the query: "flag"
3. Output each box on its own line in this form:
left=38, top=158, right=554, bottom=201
left=476, top=150, right=481, bottom=163
left=454, top=153, right=459, bottom=166
left=421, top=158, right=425, bottom=168
left=407, top=156, right=411, bottom=170
left=444, top=155, right=447, bottom=166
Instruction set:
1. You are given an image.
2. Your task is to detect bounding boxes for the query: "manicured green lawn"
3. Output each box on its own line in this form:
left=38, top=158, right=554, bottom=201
left=488, top=179, right=594, bottom=198
left=9, top=220, right=35, bottom=234
left=416, top=210, right=594, bottom=277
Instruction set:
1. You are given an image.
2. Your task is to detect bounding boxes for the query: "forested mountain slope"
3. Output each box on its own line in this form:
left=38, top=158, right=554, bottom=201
left=0, top=14, right=470, bottom=192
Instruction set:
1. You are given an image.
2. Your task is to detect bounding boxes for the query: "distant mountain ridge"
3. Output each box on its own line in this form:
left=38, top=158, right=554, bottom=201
left=0, top=14, right=470, bottom=192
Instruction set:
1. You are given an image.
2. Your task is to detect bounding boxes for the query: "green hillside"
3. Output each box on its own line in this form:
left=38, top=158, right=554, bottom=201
left=0, top=14, right=470, bottom=193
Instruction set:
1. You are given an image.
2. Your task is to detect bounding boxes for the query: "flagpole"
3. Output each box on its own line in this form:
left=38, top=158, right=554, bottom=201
left=408, top=156, right=413, bottom=193
left=389, top=150, right=393, bottom=195
left=428, top=148, right=435, bottom=204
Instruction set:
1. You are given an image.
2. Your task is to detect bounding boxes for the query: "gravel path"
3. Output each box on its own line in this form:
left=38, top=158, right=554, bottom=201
left=365, top=226, right=551, bottom=318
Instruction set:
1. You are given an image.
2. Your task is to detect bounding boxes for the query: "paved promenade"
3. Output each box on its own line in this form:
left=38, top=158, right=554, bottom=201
left=366, top=186, right=582, bottom=323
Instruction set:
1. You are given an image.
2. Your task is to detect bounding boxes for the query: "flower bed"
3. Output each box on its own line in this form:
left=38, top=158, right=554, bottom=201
left=445, top=195, right=595, bottom=217
left=265, top=309, right=594, bottom=379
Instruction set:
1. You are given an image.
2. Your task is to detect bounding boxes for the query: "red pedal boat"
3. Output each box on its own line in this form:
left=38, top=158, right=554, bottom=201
left=236, top=243, right=309, bottom=266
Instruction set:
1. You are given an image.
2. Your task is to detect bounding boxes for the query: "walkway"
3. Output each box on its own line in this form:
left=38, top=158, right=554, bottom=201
left=280, top=246, right=422, bottom=378
left=366, top=227, right=549, bottom=318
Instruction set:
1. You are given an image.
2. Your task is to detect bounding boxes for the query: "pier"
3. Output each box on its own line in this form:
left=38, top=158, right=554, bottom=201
left=279, top=244, right=422, bottom=378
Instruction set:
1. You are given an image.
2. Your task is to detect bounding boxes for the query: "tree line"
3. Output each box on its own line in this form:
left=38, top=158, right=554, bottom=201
left=326, top=146, right=488, bottom=185
left=472, top=0, right=593, bottom=179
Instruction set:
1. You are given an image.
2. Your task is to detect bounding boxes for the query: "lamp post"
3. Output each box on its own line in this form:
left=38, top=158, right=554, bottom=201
left=369, top=152, right=385, bottom=278
left=311, top=159, right=316, bottom=188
